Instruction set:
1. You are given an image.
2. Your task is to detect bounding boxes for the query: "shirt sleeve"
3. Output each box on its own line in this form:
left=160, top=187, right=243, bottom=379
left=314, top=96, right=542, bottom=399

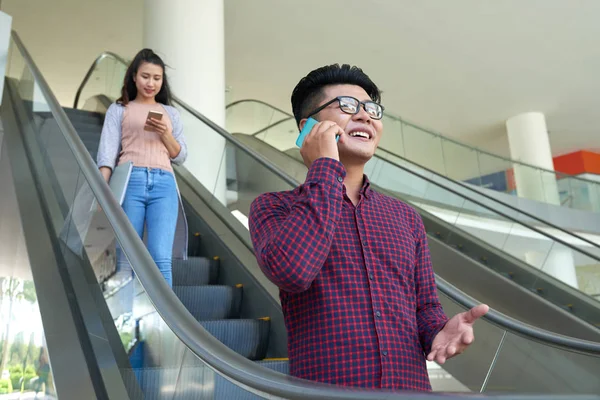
left=168, top=107, right=187, bottom=165
left=413, top=210, right=449, bottom=354
left=249, top=157, right=346, bottom=293
left=97, top=103, right=122, bottom=170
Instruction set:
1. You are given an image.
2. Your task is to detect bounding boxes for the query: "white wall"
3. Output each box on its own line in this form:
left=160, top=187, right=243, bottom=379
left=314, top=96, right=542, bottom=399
left=2, top=0, right=144, bottom=107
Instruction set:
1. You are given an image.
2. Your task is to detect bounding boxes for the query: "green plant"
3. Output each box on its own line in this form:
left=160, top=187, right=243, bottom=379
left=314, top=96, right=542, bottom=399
left=8, top=365, right=22, bottom=375
left=10, top=374, right=20, bottom=392
left=0, top=378, right=13, bottom=394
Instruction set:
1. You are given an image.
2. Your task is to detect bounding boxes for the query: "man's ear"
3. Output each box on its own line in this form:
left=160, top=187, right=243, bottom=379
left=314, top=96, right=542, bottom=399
left=298, top=118, right=308, bottom=131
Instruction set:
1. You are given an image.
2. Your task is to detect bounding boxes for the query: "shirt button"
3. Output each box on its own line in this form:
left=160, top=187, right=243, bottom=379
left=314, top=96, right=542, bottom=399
left=375, top=311, right=381, bottom=318
left=382, top=351, right=388, bottom=356
left=337, top=176, right=343, bottom=183
left=369, top=273, right=374, bottom=280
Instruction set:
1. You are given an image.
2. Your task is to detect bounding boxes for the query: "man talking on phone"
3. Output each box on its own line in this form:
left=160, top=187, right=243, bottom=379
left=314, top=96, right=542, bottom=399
left=248, top=64, right=488, bottom=391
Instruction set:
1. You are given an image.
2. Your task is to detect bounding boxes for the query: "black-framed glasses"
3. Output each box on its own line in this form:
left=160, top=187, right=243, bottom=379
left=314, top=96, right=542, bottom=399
left=305, top=96, right=385, bottom=120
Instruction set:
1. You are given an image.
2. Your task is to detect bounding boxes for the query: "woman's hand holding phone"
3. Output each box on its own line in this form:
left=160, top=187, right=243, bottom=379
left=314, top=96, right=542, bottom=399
left=144, top=111, right=171, bottom=137
left=145, top=117, right=172, bottom=137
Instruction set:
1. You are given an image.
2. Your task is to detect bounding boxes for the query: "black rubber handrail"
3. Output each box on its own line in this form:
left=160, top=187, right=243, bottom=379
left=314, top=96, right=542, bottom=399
left=67, top=50, right=600, bottom=396
left=376, top=145, right=600, bottom=248
left=227, top=98, right=600, bottom=186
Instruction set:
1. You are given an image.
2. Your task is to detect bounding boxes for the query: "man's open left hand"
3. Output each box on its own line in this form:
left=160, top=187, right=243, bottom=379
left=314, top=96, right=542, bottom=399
left=427, top=304, right=489, bottom=364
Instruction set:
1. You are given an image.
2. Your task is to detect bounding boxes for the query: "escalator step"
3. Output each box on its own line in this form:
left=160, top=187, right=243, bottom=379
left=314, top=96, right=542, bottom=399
left=561, top=304, right=574, bottom=312
left=174, top=285, right=242, bottom=320
left=200, top=319, right=270, bottom=360
left=257, top=359, right=289, bottom=374
left=172, top=257, right=218, bottom=286
left=213, top=359, right=289, bottom=400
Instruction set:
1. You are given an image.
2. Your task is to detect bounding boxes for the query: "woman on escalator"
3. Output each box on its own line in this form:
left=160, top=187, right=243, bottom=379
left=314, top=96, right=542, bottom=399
left=96, top=48, right=188, bottom=288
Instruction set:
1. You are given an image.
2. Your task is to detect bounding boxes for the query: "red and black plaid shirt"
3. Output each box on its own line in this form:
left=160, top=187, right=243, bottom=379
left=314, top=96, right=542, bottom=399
left=249, top=158, right=448, bottom=391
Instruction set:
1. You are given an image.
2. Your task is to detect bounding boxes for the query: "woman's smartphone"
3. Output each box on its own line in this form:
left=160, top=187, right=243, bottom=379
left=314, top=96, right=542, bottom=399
left=295, top=117, right=340, bottom=147
left=144, top=110, right=163, bottom=131
left=147, top=110, right=163, bottom=121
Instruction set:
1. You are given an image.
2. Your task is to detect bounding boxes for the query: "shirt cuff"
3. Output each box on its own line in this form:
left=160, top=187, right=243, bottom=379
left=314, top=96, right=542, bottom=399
left=97, top=160, right=115, bottom=171
left=305, top=157, right=346, bottom=188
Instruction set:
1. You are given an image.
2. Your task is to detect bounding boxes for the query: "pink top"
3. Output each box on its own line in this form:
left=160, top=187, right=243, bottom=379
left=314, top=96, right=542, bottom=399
left=118, top=101, right=174, bottom=173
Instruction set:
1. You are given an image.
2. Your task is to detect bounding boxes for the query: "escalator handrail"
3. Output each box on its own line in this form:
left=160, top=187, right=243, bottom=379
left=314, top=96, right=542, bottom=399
left=376, top=145, right=600, bottom=249
left=226, top=98, right=600, bottom=187
left=70, top=49, right=600, bottom=383
left=242, top=114, right=600, bottom=253
left=73, top=51, right=129, bottom=110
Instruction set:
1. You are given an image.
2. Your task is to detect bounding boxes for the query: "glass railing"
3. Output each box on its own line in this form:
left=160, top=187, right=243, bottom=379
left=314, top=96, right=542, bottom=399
left=0, top=136, right=57, bottom=398
left=70, top=50, right=600, bottom=395
left=225, top=100, right=600, bottom=214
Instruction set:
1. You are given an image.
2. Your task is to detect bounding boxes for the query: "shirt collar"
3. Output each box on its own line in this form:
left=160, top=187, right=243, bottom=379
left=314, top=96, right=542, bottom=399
left=361, top=174, right=372, bottom=199
left=341, top=174, right=373, bottom=200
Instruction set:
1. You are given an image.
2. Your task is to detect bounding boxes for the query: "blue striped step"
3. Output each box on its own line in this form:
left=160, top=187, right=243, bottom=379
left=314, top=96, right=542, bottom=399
left=172, top=257, right=219, bottom=286
left=174, top=285, right=243, bottom=320
left=200, top=319, right=270, bottom=360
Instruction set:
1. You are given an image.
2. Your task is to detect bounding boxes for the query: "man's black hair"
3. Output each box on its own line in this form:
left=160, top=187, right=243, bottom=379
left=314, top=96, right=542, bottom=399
left=291, top=64, right=381, bottom=126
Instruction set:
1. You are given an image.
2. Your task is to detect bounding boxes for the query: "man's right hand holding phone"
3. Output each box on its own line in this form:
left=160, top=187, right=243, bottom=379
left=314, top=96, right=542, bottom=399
left=299, top=120, right=344, bottom=168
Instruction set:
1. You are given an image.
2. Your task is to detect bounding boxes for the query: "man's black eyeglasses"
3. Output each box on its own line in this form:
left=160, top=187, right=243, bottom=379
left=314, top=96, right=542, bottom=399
left=305, top=96, right=385, bottom=120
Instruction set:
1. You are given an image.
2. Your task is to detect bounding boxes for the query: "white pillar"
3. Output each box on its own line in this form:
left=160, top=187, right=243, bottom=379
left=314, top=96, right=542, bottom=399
left=525, top=249, right=579, bottom=289
left=144, top=0, right=227, bottom=204
left=505, top=112, right=560, bottom=205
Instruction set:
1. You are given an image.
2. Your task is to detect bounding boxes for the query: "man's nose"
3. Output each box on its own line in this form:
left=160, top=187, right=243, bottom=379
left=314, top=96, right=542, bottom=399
left=353, top=105, right=372, bottom=122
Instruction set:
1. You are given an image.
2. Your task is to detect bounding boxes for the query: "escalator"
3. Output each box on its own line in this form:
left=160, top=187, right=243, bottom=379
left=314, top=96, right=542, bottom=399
left=227, top=100, right=600, bottom=247
left=67, top=49, right=600, bottom=394
left=225, top=99, right=600, bottom=216
left=4, top=30, right=600, bottom=399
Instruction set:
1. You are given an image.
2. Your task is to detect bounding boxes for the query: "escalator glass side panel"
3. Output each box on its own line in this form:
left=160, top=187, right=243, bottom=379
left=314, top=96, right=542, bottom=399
left=0, top=128, right=57, bottom=399
left=224, top=100, right=600, bottom=214
left=226, top=100, right=290, bottom=139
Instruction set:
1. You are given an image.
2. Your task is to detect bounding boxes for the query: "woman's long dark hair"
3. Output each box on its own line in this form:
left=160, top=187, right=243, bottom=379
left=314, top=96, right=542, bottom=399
left=117, top=49, right=172, bottom=105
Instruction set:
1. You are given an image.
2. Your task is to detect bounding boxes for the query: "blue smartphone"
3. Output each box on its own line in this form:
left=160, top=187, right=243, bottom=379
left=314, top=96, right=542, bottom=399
left=295, top=117, right=340, bottom=147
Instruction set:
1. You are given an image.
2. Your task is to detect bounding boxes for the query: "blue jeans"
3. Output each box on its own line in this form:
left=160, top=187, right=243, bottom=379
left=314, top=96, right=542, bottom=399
left=117, top=167, right=178, bottom=287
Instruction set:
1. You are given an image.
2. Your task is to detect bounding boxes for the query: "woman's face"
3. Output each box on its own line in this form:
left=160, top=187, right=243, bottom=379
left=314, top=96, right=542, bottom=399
left=134, top=61, right=163, bottom=100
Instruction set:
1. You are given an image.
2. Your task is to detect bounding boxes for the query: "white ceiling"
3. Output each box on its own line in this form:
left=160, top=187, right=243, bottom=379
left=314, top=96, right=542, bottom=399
left=225, top=0, right=600, bottom=158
